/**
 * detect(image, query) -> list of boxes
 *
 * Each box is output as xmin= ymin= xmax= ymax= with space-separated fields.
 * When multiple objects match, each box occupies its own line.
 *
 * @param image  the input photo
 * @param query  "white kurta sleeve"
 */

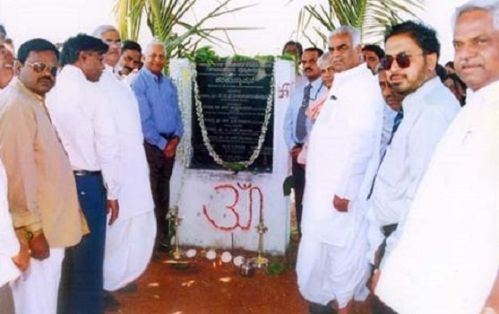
xmin=91 ymin=85 xmax=121 ymax=200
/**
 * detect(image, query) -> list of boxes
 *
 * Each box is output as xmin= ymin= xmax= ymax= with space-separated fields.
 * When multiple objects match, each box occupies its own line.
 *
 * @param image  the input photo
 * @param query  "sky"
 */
xmin=0 ymin=0 xmax=466 ymax=63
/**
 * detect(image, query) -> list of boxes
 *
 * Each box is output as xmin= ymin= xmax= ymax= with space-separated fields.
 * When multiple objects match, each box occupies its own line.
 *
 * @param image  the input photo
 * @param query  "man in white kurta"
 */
xmin=376 ymin=2 xmax=499 ymax=313
xmin=94 ymin=25 xmax=156 ymax=291
xmin=0 ymin=160 xmax=25 ymax=314
xmin=296 ymin=26 xmax=384 ymax=312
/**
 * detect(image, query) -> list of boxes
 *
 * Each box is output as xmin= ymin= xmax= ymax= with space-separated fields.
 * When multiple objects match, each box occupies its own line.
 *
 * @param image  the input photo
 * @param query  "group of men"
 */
xmin=0 ymin=25 xmax=183 ymax=314
xmin=285 ymin=0 xmax=498 ymax=313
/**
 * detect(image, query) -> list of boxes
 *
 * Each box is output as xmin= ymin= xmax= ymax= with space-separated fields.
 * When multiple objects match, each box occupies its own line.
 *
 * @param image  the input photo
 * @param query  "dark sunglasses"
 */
xmin=381 ymin=52 xmax=424 ymax=71
xmin=27 ymin=62 xmax=58 ymax=76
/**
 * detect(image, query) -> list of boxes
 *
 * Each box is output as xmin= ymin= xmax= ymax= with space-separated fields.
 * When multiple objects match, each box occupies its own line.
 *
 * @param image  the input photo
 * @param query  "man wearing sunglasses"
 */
xmin=366 ymin=20 xmax=460 ymax=313
xmin=376 ymin=1 xmax=499 ymax=313
xmin=47 ymin=34 xmax=121 ymax=314
xmin=296 ymin=26 xmax=384 ymax=314
xmin=0 ymin=38 xmax=88 ymax=314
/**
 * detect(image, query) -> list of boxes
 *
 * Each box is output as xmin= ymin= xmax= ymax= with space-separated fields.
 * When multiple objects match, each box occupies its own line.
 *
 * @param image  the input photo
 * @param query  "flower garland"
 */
xmin=193 ymin=63 xmax=274 ymax=172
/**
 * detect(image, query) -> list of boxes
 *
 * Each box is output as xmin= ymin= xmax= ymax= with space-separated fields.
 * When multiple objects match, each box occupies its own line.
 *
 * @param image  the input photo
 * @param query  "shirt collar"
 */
xmin=334 ymin=62 xmax=369 ymax=81
xmin=12 ymin=77 xmax=45 ymax=102
xmin=467 ymin=79 xmax=499 ymax=107
xmin=402 ymin=76 xmax=441 ymax=113
xmin=142 ymin=67 xmax=163 ymax=82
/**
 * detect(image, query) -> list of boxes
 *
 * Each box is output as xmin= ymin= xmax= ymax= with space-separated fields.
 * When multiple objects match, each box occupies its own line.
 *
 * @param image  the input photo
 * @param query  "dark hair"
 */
xmin=282 ymin=41 xmax=303 ymax=57
xmin=445 ymin=73 xmax=467 ymax=106
xmin=303 ymin=47 xmax=324 ymax=58
xmin=0 ymin=25 xmax=6 ymax=37
xmin=362 ymin=44 xmax=385 ymax=59
xmin=435 ymin=64 xmax=447 ymax=82
xmin=17 ymin=38 xmax=60 ymax=64
xmin=122 ymin=40 xmax=142 ymax=54
xmin=445 ymin=61 xmax=454 ymax=69
xmin=385 ymin=21 xmax=440 ymax=59
xmin=60 ymin=34 xmax=108 ymax=66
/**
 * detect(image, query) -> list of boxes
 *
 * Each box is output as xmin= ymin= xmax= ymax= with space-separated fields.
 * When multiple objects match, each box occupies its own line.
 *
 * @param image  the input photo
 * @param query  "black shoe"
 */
xmin=308 ymin=301 xmax=336 ymax=314
xmin=103 ymin=291 xmax=121 ymax=312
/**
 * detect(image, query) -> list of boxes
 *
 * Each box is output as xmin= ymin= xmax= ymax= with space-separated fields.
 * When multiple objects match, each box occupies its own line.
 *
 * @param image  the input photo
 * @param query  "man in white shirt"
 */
xmin=366 ymin=21 xmax=460 ymax=314
xmin=296 ymin=26 xmax=384 ymax=314
xmin=47 ymin=34 xmax=120 ymax=314
xmin=283 ymin=47 xmax=327 ymax=237
xmin=93 ymin=25 xmax=155 ymax=303
xmin=376 ymin=1 xmax=499 ymax=313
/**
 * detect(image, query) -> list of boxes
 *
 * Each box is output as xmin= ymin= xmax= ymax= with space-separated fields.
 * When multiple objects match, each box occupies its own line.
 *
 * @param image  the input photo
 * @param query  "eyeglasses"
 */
xmin=26 ymin=62 xmax=58 ymax=76
xmin=381 ymin=52 xmax=424 ymax=70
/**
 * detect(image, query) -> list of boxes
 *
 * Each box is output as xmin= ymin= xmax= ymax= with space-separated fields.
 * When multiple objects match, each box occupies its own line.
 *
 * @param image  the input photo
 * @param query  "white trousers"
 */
xmin=104 ymin=211 xmax=156 ymax=291
xmin=10 ymin=248 xmax=64 ymax=314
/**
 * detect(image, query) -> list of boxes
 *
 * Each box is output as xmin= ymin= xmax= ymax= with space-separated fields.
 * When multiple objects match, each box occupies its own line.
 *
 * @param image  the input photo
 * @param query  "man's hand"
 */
xmin=290 ymin=145 xmax=302 ymax=159
xmin=29 ymin=232 xmax=50 ymax=260
xmin=12 ymin=242 xmax=30 ymax=271
xmin=371 ymin=269 xmax=381 ymax=293
xmin=333 ymin=194 xmax=350 ymax=212
xmin=107 ymin=199 xmax=119 ymax=225
xmin=164 ymin=137 xmax=179 ymax=159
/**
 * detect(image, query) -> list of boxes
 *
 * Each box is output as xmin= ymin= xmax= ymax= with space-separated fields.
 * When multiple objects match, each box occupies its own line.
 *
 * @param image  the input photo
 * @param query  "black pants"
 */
xmin=144 ymin=142 xmax=175 ymax=245
xmin=291 ymin=154 xmax=305 ymax=236
xmin=370 ymin=223 xmax=399 ymax=314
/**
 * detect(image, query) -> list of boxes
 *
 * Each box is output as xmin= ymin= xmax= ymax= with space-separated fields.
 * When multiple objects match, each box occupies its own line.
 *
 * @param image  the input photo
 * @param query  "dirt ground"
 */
xmin=106 ymin=208 xmax=372 ymax=314
xmin=106 ymin=241 xmax=372 ymax=314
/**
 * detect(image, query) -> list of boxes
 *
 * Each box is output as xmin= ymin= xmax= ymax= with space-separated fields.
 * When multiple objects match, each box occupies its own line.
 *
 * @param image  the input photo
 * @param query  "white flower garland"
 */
xmin=193 ymin=63 xmax=274 ymax=170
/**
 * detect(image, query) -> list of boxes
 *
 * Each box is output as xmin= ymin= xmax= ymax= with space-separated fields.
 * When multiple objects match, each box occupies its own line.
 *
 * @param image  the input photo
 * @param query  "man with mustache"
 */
xmin=47 ymin=34 xmax=120 ymax=314
xmin=93 ymin=25 xmax=155 ymax=310
xmin=376 ymin=1 xmax=499 ymax=313
xmin=283 ymin=47 xmax=326 ymax=238
xmin=296 ymin=26 xmax=384 ymax=314
xmin=0 ymin=38 xmax=87 ymax=314
xmin=366 ymin=21 xmax=460 ymax=314
xmin=118 ymin=40 xmax=142 ymax=84
xmin=377 ymin=69 xmax=404 ymax=158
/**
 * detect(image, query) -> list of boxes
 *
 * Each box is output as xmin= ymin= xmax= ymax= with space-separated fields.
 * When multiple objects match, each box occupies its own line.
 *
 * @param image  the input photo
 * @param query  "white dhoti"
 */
xmin=296 ymin=218 xmax=371 ymax=308
xmin=99 ymin=68 xmax=156 ymax=292
xmin=104 ymin=211 xmax=156 ymax=291
xmin=10 ymin=248 xmax=64 ymax=314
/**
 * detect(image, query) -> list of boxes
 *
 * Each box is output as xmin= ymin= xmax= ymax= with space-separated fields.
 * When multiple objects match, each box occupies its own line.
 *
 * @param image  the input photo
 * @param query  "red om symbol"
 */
xmin=202 ymin=183 xmax=263 ymax=231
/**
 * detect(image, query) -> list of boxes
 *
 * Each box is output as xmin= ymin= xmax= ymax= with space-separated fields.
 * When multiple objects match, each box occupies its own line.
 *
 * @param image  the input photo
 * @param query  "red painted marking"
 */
xmin=202 ymin=183 xmax=265 ymax=232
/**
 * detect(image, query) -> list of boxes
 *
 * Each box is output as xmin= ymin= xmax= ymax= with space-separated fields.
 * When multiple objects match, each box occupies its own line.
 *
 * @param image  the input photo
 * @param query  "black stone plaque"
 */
xmin=190 ymin=60 xmax=274 ymax=172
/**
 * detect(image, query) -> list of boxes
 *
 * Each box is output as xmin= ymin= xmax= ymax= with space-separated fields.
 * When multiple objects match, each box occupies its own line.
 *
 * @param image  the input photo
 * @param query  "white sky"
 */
xmin=0 ymin=0 xmax=466 ymax=62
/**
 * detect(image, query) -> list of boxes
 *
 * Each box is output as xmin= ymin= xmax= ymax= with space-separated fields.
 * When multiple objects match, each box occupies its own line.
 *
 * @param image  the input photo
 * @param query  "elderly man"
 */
xmin=0 ymin=38 xmax=87 ymax=314
xmin=366 ymin=21 xmax=460 ymax=314
xmin=47 ymin=34 xmax=120 ymax=314
xmin=131 ymin=40 xmax=183 ymax=252
xmin=283 ymin=47 xmax=326 ymax=236
xmin=376 ymin=1 xmax=499 ymax=313
xmin=0 ymin=43 xmax=14 ymax=89
xmin=296 ymin=26 xmax=384 ymax=314
xmin=93 ymin=25 xmax=155 ymax=296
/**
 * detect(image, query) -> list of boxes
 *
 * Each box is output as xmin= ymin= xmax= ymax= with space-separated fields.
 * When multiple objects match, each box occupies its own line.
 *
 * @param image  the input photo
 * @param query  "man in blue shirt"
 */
xmin=283 ymin=47 xmax=326 ymax=237
xmin=131 ymin=40 xmax=183 ymax=252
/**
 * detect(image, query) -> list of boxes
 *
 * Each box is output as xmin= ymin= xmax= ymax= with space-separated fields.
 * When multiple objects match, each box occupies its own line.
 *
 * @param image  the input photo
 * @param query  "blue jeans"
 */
xmin=58 ymin=174 xmax=106 ymax=314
